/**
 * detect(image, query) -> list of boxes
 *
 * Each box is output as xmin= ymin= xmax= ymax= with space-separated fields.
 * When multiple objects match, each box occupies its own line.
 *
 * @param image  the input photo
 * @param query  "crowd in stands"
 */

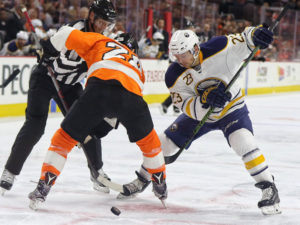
xmin=0 ymin=0 xmax=299 ymax=61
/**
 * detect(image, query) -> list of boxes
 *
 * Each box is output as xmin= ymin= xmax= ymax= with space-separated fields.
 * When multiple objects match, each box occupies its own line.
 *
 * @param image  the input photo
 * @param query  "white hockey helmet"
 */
xmin=16 ymin=31 xmax=29 ymax=41
xmin=153 ymin=32 xmax=164 ymax=42
xmin=31 ymin=19 xmax=43 ymax=28
xmin=169 ymin=29 xmax=199 ymax=56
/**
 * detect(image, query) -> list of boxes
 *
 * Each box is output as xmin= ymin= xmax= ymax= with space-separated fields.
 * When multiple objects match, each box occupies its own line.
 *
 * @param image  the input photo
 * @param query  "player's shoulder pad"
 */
xmin=165 ymin=62 xmax=187 ymax=88
xmin=200 ymin=36 xmax=228 ymax=60
xmin=66 ymin=19 xmax=85 ymax=31
xmin=7 ymin=41 xmax=18 ymax=52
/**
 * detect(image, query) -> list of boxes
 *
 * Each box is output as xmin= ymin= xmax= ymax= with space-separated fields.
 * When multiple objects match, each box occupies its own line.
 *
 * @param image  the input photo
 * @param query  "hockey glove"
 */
xmin=252 ymin=24 xmax=274 ymax=49
xmin=200 ymin=84 xmax=231 ymax=108
xmin=37 ymin=39 xmax=60 ymax=65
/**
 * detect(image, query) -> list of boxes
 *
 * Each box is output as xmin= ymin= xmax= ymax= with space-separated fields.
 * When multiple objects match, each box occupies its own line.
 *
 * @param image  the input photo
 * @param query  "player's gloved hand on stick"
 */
xmin=252 ymin=23 xmax=274 ymax=49
xmin=200 ymin=84 xmax=231 ymax=108
xmin=36 ymin=39 xmax=60 ymax=65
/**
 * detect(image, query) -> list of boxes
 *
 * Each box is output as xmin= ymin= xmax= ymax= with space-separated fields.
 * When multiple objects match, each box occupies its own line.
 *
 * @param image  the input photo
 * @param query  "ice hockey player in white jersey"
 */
xmin=119 ymin=25 xmax=281 ymax=215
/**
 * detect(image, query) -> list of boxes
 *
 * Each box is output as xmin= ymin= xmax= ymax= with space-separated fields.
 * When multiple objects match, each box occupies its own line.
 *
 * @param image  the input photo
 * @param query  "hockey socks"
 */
xmin=41 ymin=128 xmax=78 ymax=181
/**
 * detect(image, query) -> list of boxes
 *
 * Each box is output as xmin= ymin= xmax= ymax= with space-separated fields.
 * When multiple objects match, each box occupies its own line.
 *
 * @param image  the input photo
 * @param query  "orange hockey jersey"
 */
xmin=50 ymin=26 xmax=145 ymax=96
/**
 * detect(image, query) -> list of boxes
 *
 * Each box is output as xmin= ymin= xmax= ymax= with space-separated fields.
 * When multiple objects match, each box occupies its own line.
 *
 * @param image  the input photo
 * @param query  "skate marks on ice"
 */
xmin=0 ymin=179 xmax=287 ymax=225
xmin=0 ymin=194 xmax=199 ymax=225
xmin=1 ymin=93 xmax=300 ymax=224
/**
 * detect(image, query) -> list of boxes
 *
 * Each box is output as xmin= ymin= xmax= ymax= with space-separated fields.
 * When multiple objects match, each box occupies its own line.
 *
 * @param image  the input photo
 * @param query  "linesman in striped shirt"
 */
xmin=0 ymin=0 xmax=117 ymax=195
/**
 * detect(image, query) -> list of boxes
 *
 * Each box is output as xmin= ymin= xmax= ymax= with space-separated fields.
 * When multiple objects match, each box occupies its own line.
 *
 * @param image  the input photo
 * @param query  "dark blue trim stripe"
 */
xmin=165 ymin=62 xmax=187 ymax=88
xmin=194 ymin=97 xmax=198 ymax=120
xmin=242 ymin=148 xmax=259 ymax=159
xmin=200 ymin=36 xmax=228 ymax=61
xmin=251 ymin=166 xmax=268 ymax=176
xmin=181 ymin=98 xmax=188 ymax=112
xmin=228 ymin=101 xmax=244 ymax=111
xmin=232 ymin=89 xmax=241 ymax=100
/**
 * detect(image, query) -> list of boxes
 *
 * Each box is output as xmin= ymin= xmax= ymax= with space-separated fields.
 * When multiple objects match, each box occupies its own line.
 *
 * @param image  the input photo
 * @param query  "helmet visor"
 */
xmin=93 ymin=18 xmax=115 ymax=34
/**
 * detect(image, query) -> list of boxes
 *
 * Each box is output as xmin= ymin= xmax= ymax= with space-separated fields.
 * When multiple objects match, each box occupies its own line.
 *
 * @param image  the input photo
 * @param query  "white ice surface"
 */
xmin=0 ymin=93 xmax=300 ymax=225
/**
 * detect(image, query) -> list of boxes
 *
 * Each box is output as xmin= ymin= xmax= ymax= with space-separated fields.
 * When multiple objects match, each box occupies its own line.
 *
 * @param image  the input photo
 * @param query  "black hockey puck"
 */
xmin=111 ymin=206 xmax=121 ymax=216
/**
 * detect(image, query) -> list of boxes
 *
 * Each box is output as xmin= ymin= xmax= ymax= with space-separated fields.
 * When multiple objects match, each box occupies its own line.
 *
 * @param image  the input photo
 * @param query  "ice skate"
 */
xmin=173 ymin=105 xmax=180 ymax=116
xmin=152 ymin=171 xmax=168 ymax=201
xmin=91 ymin=168 xmax=110 ymax=193
xmin=117 ymin=170 xmax=150 ymax=199
xmin=28 ymin=172 xmax=56 ymax=210
xmin=159 ymin=104 xmax=168 ymax=115
xmin=255 ymin=180 xmax=281 ymax=215
xmin=0 ymin=169 xmax=16 ymax=195
xmin=28 ymin=179 xmax=52 ymax=210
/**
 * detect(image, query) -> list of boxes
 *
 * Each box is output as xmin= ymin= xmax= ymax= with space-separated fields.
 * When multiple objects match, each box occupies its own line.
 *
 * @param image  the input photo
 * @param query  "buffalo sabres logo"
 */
xmin=195 ymin=78 xmax=226 ymax=96
xmin=170 ymin=123 xmax=178 ymax=132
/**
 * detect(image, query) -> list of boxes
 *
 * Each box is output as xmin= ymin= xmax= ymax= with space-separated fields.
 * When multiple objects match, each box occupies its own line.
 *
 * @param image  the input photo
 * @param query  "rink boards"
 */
xmin=1 ymin=57 xmax=300 ymax=117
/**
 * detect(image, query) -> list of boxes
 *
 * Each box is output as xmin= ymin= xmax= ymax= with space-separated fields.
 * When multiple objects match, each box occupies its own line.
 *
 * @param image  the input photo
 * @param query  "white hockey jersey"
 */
xmin=166 ymin=27 xmax=256 ymax=122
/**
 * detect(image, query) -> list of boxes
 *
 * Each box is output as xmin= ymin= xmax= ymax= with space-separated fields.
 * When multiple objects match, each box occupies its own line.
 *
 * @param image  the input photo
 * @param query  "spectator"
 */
xmin=140 ymin=31 xmax=165 ymax=59
xmin=277 ymin=40 xmax=293 ymax=61
xmin=253 ymin=49 xmax=266 ymax=62
xmin=31 ymin=18 xmax=47 ymax=40
xmin=79 ymin=7 xmax=89 ymax=19
xmin=243 ymin=0 xmax=260 ymax=24
xmin=197 ymin=23 xmax=214 ymax=42
xmin=0 ymin=5 xmax=25 ymax=43
xmin=41 ymin=3 xmax=55 ymax=29
xmin=263 ymin=44 xmax=278 ymax=61
xmin=27 ymin=8 xmax=38 ymax=20
xmin=236 ymin=20 xmax=246 ymax=33
xmin=153 ymin=18 xmax=169 ymax=53
xmin=0 ymin=1 xmax=297 ymax=61
xmin=0 ymin=30 xmax=31 ymax=56
xmin=182 ymin=16 xmax=195 ymax=32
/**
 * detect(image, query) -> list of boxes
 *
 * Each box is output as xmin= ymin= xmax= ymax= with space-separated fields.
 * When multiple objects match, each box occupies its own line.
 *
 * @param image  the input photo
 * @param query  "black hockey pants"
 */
xmin=61 ymin=77 xmax=154 ymax=144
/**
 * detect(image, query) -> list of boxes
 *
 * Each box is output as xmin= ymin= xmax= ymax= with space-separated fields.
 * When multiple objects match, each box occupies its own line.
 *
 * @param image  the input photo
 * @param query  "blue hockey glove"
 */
xmin=252 ymin=24 xmax=273 ymax=49
xmin=200 ymin=84 xmax=231 ymax=108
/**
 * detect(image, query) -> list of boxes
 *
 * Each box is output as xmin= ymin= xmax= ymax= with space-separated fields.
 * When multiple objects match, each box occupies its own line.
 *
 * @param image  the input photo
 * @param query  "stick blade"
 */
xmin=0 ymin=69 xmax=21 ymax=88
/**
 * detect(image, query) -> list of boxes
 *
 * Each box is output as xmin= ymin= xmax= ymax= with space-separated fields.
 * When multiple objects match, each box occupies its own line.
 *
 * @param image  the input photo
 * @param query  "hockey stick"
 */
xmin=21 ymin=7 xmax=35 ymax=33
xmin=0 ymin=69 xmax=20 ymax=88
xmin=46 ymin=67 xmax=123 ymax=193
xmin=46 ymin=66 xmax=69 ymax=112
xmin=164 ymin=3 xmax=291 ymax=165
xmin=21 ymin=6 xmax=124 ymax=193
xmin=20 ymin=6 xmax=41 ymax=50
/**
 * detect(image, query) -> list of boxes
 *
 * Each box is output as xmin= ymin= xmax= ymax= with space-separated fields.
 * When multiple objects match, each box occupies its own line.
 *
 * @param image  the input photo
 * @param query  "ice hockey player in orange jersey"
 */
xmin=28 ymin=29 xmax=167 ymax=210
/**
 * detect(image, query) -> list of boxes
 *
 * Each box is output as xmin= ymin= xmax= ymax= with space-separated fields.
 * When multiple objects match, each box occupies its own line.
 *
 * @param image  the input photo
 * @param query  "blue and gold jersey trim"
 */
xmin=165 ymin=62 xmax=187 ymax=88
xmin=199 ymin=36 xmax=229 ymax=63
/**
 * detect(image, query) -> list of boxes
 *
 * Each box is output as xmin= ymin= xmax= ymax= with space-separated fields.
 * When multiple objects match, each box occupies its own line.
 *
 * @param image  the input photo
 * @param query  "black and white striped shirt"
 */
xmin=48 ymin=20 xmax=88 ymax=85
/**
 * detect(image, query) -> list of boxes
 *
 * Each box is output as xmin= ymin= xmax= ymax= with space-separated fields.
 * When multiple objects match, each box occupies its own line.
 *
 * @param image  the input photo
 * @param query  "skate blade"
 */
xmin=29 ymin=199 xmax=43 ymax=211
xmin=1 ymin=188 xmax=7 ymax=196
xmin=93 ymin=183 xmax=110 ymax=194
xmin=116 ymin=193 xmax=137 ymax=200
xmin=160 ymin=199 xmax=167 ymax=209
xmin=173 ymin=111 xmax=180 ymax=116
xmin=158 ymin=105 xmax=167 ymax=115
xmin=261 ymin=203 xmax=281 ymax=215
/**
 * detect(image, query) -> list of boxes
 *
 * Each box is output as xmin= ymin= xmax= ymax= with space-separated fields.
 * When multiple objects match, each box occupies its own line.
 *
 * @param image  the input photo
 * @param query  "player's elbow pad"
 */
xmin=40 ymin=39 xmax=60 ymax=57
